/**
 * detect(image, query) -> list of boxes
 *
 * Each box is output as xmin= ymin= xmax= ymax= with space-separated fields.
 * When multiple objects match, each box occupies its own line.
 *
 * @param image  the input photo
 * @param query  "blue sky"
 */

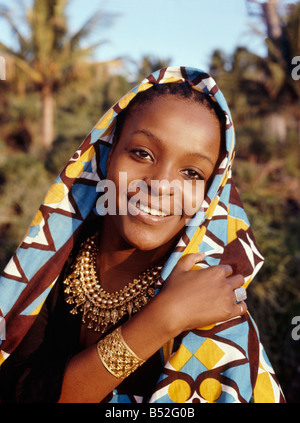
xmin=67 ymin=0 xmax=267 ymax=70
xmin=2 ymin=0 xmax=295 ymax=71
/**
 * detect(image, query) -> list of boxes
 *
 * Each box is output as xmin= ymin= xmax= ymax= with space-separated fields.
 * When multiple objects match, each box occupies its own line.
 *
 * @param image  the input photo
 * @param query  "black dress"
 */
xmin=0 ymin=260 xmax=163 ymax=403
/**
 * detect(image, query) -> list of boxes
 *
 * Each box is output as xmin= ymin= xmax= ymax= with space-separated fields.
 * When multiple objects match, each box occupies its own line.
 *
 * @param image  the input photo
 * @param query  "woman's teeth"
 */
xmin=137 ymin=203 xmax=168 ymax=217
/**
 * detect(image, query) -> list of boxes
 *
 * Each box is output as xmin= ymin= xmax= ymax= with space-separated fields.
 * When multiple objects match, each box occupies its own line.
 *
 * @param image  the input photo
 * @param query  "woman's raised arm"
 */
xmin=58 ymin=253 xmax=246 ymax=403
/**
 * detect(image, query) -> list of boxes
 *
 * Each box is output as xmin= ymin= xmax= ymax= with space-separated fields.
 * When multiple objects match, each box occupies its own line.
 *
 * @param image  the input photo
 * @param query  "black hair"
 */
xmin=114 ymin=82 xmax=226 ymax=150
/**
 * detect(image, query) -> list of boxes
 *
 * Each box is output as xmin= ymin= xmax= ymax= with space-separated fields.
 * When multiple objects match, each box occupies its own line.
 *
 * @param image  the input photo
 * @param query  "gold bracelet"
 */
xmin=96 ymin=326 xmax=145 ymax=379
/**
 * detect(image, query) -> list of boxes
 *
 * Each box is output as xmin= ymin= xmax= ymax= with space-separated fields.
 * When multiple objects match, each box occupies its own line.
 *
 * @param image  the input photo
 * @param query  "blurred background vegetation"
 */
xmin=0 ymin=0 xmax=299 ymax=402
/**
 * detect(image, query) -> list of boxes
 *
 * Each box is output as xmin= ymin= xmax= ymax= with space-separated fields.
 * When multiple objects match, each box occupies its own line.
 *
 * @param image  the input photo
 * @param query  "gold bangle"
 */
xmin=96 ymin=326 xmax=145 ymax=379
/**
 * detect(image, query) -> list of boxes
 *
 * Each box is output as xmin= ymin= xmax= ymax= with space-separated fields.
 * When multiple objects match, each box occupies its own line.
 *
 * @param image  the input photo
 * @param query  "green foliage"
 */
xmin=0 ymin=0 xmax=118 ymax=147
xmin=0 ymin=153 xmax=53 ymax=270
xmin=233 ymin=153 xmax=300 ymax=399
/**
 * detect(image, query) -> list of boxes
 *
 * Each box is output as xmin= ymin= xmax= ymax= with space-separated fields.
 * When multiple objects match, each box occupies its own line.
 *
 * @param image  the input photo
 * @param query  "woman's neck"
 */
xmin=95 ymin=216 xmax=173 ymax=292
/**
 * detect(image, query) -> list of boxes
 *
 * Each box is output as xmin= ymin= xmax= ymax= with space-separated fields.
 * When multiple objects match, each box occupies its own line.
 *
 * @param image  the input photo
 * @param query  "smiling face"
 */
xmin=104 ymin=95 xmax=222 ymax=251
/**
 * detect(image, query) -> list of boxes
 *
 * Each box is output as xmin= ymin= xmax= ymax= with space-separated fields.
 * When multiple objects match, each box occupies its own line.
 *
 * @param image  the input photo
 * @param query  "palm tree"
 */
xmin=0 ymin=0 xmax=116 ymax=149
xmin=210 ymin=1 xmax=300 ymax=147
xmin=246 ymin=0 xmax=300 ymax=102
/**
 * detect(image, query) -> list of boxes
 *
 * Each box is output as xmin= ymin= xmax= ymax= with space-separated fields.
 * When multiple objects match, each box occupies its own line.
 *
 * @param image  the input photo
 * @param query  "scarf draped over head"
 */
xmin=0 ymin=66 xmax=285 ymax=403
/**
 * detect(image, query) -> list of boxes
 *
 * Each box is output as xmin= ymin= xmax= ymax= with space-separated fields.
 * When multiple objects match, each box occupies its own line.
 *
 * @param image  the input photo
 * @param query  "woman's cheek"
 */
xmin=182 ymin=180 xmax=205 ymax=217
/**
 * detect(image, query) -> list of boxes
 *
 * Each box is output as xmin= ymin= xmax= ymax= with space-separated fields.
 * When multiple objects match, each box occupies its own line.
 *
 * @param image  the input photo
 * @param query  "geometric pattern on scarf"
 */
xmin=0 ymin=66 xmax=285 ymax=402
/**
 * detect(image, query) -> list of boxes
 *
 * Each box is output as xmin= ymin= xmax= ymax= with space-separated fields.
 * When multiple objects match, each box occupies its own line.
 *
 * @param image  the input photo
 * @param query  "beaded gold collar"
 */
xmin=63 ymin=236 xmax=163 ymax=333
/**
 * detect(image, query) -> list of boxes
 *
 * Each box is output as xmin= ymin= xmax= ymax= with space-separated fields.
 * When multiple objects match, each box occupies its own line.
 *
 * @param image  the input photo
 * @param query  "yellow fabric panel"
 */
xmin=162 ymin=76 xmax=183 ymax=84
xmin=100 ymin=122 xmax=115 ymax=138
xmin=118 ymin=92 xmax=136 ymax=110
xmin=206 ymin=196 xmax=219 ymax=220
xmin=182 ymin=226 xmax=207 ymax=258
xmin=94 ymin=109 xmax=114 ymax=130
xmin=168 ymin=379 xmax=191 ymax=403
xmin=227 ymin=215 xmax=249 ymax=244
xmin=253 ymin=369 xmax=276 ymax=403
xmin=44 ymin=182 xmax=65 ymax=205
xmin=0 ymin=351 xmax=6 ymax=366
xmin=30 ymin=210 xmax=43 ymax=227
xmin=191 ymin=86 xmax=204 ymax=94
xmin=199 ymin=378 xmax=222 ymax=402
xmin=65 ymin=146 xmax=95 ymax=178
xmin=137 ymin=82 xmax=153 ymax=93
xmin=169 ymin=344 xmax=192 ymax=371
xmin=194 ymin=338 xmax=225 ymax=370
xmin=244 ymin=276 xmax=252 ymax=289
xmin=29 ymin=299 xmax=46 ymax=316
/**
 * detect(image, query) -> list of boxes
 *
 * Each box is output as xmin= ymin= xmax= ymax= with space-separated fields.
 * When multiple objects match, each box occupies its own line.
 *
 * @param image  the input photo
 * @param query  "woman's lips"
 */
xmin=136 ymin=202 xmax=168 ymax=217
xmin=127 ymin=198 xmax=178 ymax=225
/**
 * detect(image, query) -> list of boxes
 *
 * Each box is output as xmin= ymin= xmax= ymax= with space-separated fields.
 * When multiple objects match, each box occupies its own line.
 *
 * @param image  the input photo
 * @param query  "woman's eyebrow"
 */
xmin=183 ymin=151 xmax=216 ymax=167
xmin=132 ymin=129 xmax=215 ymax=167
xmin=132 ymin=129 xmax=162 ymax=144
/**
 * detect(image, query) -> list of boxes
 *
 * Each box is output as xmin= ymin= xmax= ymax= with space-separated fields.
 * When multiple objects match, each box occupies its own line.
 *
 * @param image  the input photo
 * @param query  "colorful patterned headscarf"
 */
xmin=0 ymin=66 xmax=285 ymax=402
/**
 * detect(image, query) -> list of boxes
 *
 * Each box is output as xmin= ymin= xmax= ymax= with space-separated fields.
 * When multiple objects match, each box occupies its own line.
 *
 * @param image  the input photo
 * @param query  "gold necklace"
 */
xmin=63 ymin=236 xmax=163 ymax=333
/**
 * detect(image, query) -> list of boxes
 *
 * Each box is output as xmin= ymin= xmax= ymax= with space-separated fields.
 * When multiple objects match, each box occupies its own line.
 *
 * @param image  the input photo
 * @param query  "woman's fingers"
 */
xmin=176 ymin=255 xmax=235 ymax=278
xmin=164 ymin=256 xmax=249 ymax=331
xmin=227 ymin=273 xmax=245 ymax=290
xmin=175 ymin=252 xmax=206 ymax=271
xmin=234 ymin=300 xmax=248 ymax=317
xmin=217 ymin=264 xmax=233 ymax=278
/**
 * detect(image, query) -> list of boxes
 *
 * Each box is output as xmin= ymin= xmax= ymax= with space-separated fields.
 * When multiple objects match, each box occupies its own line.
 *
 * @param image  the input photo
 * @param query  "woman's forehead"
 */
xmin=122 ymin=94 xmax=221 ymax=129
xmin=116 ymin=96 xmax=221 ymax=162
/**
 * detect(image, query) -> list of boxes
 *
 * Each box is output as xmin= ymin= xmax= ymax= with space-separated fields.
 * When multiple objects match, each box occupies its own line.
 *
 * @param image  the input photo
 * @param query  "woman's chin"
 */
xmin=121 ymin=233 xmax=166 ymax=251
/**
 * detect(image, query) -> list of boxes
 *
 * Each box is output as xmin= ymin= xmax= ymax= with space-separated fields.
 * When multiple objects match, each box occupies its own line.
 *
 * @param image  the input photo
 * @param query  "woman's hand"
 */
xmin=159 ymin=253 xmax=247 ymax=335
xmin=59 ymin=253 xmax=247 ymax=403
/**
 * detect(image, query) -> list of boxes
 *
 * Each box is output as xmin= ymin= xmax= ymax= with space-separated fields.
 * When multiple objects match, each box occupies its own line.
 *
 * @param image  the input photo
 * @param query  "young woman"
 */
xmin=0 ymin=67 xmax=285 ymax=403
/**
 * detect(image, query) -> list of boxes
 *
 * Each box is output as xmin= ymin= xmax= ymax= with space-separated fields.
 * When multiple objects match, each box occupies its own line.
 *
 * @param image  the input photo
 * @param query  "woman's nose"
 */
xmin=144 ymin=165 xmax=180 ymax=196
xmin=148 ymin=179 xmax=171 ymax=196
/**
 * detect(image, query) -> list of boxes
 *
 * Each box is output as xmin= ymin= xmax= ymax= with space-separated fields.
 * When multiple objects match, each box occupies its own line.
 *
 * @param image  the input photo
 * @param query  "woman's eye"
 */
xmin=182 ymin=169 xmax=204 ymax=180
xmin=131 ymin=149 xmax=153 ymax=160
